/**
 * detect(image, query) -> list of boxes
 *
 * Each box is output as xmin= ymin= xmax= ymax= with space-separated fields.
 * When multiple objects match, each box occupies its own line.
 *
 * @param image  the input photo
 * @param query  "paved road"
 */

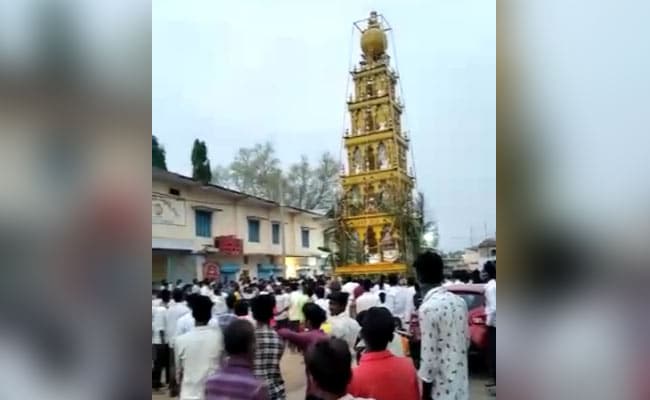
xmin=153 ymin=351 xmax=494 ymax=399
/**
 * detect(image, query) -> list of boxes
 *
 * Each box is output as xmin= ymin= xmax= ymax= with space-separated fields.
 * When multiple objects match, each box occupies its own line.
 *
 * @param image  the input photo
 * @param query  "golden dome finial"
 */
xmin=360 ymin=11 xmax=387 ymax=61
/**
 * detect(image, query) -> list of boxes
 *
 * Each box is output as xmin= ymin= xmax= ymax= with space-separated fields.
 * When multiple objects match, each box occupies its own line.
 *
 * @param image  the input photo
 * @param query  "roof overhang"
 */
xmin=152 ymin=238 xmax=194 ymax=251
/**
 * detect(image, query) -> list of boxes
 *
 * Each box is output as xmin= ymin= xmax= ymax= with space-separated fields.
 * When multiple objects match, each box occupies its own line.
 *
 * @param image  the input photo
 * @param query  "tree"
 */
xmin=325 ymin=188 xmax=439 ymax=273
xmin=422 ymin=220 xmax=440 ymax=250
xmin=152 ymin=135 xmax=167 ymax=170
xmin=284 ymin=152 xmax=339 ymax=211
xmin=191 ymin=139 xmax=212 ymax=184
xmin=416 ymin=191 xmax=440 ymax=250
xmin=212 ymin=142 xmax=339 ymax=211
xmin=213 ymin=142 xmax=283 ymax=201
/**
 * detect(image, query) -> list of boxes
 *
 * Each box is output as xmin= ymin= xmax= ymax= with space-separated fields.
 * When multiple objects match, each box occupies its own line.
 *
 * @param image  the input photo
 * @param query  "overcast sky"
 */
xmin=153 ymin=0 xmax=495 ymax=251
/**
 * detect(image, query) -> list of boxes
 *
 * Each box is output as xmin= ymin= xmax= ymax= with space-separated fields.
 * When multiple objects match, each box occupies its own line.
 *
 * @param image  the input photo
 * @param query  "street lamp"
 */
xmin=423 ymin=231 xmax=434 ymax=246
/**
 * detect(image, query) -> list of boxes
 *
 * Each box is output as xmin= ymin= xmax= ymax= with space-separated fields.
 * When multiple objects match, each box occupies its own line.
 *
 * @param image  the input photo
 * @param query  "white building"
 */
xmin=462 ymin=237 xmax=496 ymax=271
xmin=152 ymin=168 xmax=329 ymax=283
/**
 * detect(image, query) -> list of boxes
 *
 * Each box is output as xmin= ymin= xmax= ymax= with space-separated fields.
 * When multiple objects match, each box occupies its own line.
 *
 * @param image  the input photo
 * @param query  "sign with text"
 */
xmin=152 ymin=195 xmax=186 ymax=226
xmin=214 ymin=235 xmax=243 ymax=256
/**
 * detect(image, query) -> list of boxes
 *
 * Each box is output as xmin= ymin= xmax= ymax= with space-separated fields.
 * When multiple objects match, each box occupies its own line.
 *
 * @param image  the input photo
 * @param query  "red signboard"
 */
xmin=214 ymin=235 xmax=243 ymax=256
xmin=203 ymin=262 xmax=220 ymax=281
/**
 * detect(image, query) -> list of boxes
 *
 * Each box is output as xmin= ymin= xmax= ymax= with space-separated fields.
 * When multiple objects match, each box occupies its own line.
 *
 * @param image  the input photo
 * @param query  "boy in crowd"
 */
xmin=347 ymin=307 xmax=419 ymax=400
xmin=166 ymin=289 xmax=190 ymax=396
xmin=278 ymin=303 xmax=328 ymax=399
xmin=314 ymin=286 xmax=330 ymax=318
xmin=175 ymin=295 xmax=224 ymax=400
xmin=305 ymin=338 xmax=372 ymax=400
xmin=274 ymin=286 xmax=290 ymax=329
xmin=328 ymin=291 xmax=361 ymax=355
xmin=251 ymin=294 xmax=286 ymax=400
xmin=152 ymin=289 xmax=170 ymax=391
xmin=205 ymin=319 xmax=268 ymax=400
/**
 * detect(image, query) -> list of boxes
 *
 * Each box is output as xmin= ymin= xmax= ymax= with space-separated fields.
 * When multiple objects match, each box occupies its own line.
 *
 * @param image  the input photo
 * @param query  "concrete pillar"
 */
xmin=166 ymin=255 xmax=173 ymax=281
xmin=194 ymin=253 xmax=205 ymax=280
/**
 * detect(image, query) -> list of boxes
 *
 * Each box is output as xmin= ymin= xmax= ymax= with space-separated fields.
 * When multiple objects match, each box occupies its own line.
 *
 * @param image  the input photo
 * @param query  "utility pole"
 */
xmin=279 ymin=173 xmax=287 ymax=277
xmin=470 ymin=226 xmax=474 ymax=247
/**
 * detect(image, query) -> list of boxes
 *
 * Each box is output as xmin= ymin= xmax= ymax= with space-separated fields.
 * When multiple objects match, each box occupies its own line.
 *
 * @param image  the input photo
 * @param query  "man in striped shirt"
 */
xmin=251 ymin=294 xmax=286 ymax=400
xmin=205 ymin=319 xmax=268 ymax=400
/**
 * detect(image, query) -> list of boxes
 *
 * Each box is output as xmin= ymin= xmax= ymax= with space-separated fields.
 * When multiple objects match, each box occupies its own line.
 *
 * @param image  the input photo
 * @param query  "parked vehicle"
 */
xmin=447 ymin=284 xmax=488 ymax=353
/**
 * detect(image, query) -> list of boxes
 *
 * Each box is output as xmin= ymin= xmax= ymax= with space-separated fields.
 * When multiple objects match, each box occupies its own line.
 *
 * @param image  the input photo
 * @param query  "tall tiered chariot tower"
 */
xmin=334 ymin=11 xmax=420 ymax=276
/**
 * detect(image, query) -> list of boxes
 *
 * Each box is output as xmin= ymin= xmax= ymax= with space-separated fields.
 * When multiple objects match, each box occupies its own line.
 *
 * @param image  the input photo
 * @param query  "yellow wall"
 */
xmin=153 ymin=174 xmax=328 ymax=267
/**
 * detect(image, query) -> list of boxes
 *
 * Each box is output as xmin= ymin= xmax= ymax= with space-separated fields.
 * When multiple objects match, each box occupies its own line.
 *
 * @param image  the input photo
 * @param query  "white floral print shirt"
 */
xmin=418 ymin=286 xmax=470 ymax=400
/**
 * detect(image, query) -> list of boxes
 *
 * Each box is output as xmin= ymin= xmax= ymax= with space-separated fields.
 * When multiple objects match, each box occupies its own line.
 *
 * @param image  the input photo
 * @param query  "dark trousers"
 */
xmin=409 ymin=340 xmax=421 ymax=370
xmin=152 ymin=344 xmax=169 ymax=389
xmin=487 ymin=326 xmax=496 ymax=383
xmin=276 ymin=318 xmax=289 ymax=330
xmin=289 ymin=320 xmax=301 ymax=332
xmin=168 ymin=347 xmax=179 ymax=396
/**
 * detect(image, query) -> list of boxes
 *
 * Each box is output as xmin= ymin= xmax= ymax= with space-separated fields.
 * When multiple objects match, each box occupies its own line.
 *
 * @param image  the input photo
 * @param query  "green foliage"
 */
xmin=212 ymin=142 xmax=339 ymax=211
xmin=191 ymin=139 xmax=212 ymax=184
xmin=324 ymin=220 xmax=364 ymax=268
xmin=213 ymin=142 xmax=283 ymax=201
xmin=326 ymin=189 xmax=437 ymax=273
xmin=285 ymin=152 xmax=339 ymax=210
xmin=152 ymin=135 xmax=167 ymax=170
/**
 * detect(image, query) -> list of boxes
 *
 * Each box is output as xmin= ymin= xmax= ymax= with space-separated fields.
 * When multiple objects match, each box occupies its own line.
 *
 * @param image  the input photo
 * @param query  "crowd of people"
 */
xmin=152 ymin=252 xmax=496 ymax=400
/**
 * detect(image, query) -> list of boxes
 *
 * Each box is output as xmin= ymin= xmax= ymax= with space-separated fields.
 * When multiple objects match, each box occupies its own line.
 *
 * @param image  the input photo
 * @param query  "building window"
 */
xmin=195 ymin=210 xmax=212 ymax=238
xmin=301 ymin=227 xmax=310 ymax=248
xmin=272 ymin=222 xmax=280 ymax=245
xmin=248 ymin=219 xmax=260 ymax=243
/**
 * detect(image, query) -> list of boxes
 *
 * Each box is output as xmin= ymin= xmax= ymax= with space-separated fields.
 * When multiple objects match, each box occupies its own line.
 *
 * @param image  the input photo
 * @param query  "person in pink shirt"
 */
xmin=278 ymin=303 xmax=328 ymax=399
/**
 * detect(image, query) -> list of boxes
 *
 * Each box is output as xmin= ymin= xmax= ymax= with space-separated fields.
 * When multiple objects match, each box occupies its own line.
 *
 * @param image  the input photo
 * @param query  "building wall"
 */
xmin=152 ymin=175 xmax=329 ymax=281
xmin=152 ymin=253 xmax=167 ymax=283
xmin=478 ymin=246 xmax=496 ymax=270
xmin=462 ymin=248 xmax=480 ymax=271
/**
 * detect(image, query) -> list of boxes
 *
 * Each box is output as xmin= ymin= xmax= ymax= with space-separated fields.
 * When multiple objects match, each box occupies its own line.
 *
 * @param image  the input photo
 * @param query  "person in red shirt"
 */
xmin=347 ymin=307 xmax=420 ymax=400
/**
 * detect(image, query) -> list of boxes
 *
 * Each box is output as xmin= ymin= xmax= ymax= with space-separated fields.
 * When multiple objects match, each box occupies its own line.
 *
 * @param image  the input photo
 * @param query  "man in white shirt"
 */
xmin=210 ymin=287 xmax=228 ymax=317
xmin=415 ymin=251 xmax=469 ymax=400
xmin=355 ymin=280 xmax=380 ymax=314
xmin=199 ymin=281 xmax=211 ymax=297
xmin=191 ymin=279 xmax=200 ymax=294
xmin=483 ymin=261 xmax=496 ymax=388
xmin=274 ymin=286 xmax=290 ymax=329
xmin=175 ymin=295 xmax=224 ymax=400
xmin=176 ymin=295 xmax=221 ymax=337
xmin=241 ymin=285 xmax=257 ymax=301
xmin=405 ymin=277 xmax=416 ymax=298
xmin=314 ymin=286 xmax=330 ymax=318
xmin=371 ymin=275 xmax=388 ymax=295
xmin=341 ymin=278 xmax=359 ymax=296
xmin=152 ymin=290 xmax=170 ymax=391
xmin=328 ymin=292 xmax=361 ymax=355
xmin=166 ymin=289 xmax=191 ymax=396
xmin=386 ymin=274 xmax=410 ymax=323
xmin=402 ymin=276 xmax=419 ymax=335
